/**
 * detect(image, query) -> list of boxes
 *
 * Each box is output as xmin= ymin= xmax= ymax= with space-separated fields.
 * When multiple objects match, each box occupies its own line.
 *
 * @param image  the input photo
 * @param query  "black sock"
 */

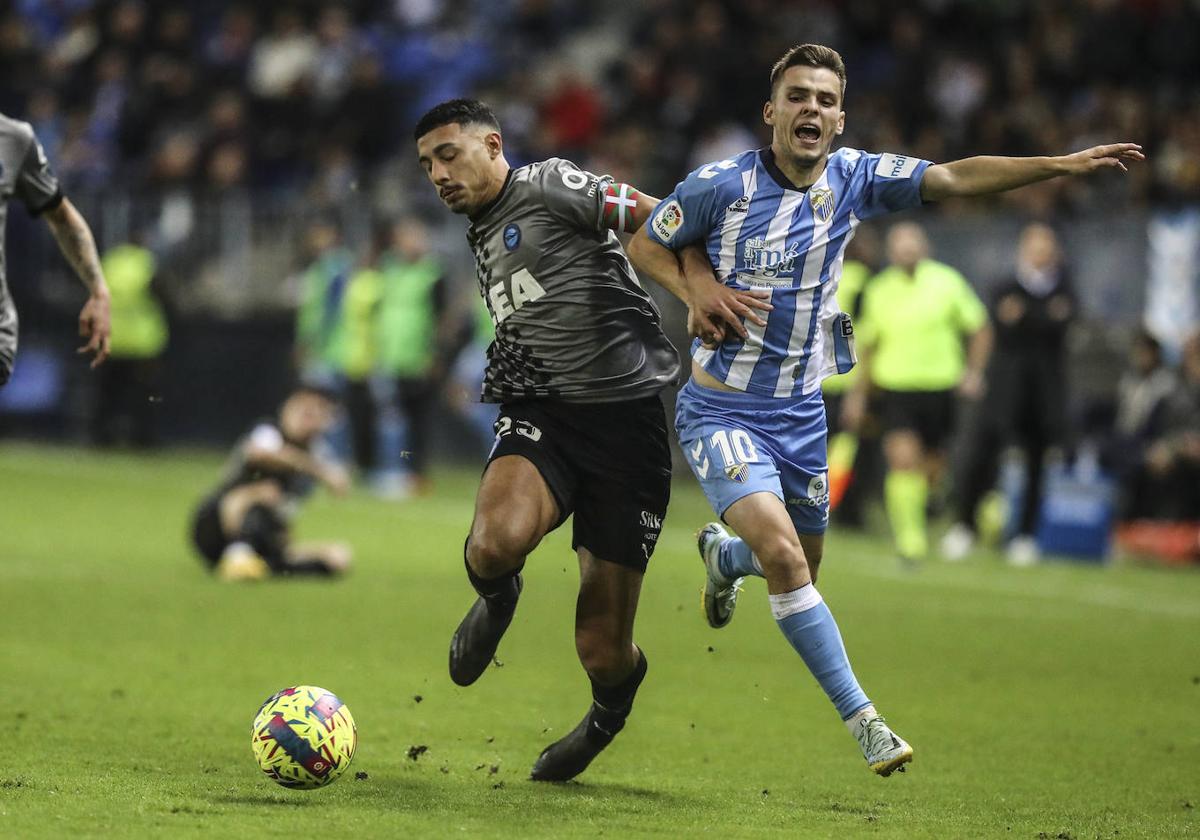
xmin=463 ymin=538 xmax=522 ymax=604
xmin=588 ymin=648 xmax=648 ymax=742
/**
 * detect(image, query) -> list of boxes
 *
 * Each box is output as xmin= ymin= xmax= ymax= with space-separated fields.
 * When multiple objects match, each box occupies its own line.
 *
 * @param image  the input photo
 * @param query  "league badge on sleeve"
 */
xmin=651 ymin=199 xmax=684 ymax=243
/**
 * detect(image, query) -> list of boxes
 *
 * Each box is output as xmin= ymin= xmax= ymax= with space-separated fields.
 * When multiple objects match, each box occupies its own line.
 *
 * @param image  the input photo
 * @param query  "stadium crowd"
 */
xmin=0 ymin=0 xmax=1197 ymax=208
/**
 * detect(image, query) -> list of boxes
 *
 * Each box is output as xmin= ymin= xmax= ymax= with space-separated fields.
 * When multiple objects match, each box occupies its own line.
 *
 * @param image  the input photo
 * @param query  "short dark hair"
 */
xmin=413 ymin=98 xmax=501 ymax=142
xmin=770 ymin=44 xmax=847 ymax=100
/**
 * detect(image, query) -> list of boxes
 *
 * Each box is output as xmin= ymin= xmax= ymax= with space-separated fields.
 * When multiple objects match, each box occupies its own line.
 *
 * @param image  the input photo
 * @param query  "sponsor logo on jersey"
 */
xmin=744 ymin=237 xmax=801 ymax=277
xmin=724 ymin=463 xmax=749 ymax=483
xmin=651 ymin=199 xmax=683 ymax=243
xmin=875 ymin=153 xmax=919 ymax=179
xmin=727 ymin=195 xmax=750 ymax=213
xmin=503 ymin=223 xmax=521 ymax=251
xmin=809 ymin=186 xmax=835 ymax=223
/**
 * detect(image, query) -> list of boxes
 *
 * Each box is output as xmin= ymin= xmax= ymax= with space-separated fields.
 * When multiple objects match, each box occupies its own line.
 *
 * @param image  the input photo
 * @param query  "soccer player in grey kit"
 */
xmin=415 ymin=99 xmax=767 ymax=781
xmin=0 ymin=112 xmax=110 ymax=383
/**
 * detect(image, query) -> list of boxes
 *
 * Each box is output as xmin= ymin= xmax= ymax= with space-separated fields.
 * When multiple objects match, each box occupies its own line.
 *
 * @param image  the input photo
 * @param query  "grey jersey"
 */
xmin=466 ymin=158 xmax=680 ymax=403
xmin=0 ymin=114 xmax=62 ymax=377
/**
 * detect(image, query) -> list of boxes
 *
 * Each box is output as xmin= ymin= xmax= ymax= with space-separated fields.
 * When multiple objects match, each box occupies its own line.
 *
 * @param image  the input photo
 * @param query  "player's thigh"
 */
xmin=723 ymin=491 xmax=812 ymax=593
xmin=472 ymin=454 xmax=561 ymax=552
xmin=574 ymin=546 xmax=643 ymax=678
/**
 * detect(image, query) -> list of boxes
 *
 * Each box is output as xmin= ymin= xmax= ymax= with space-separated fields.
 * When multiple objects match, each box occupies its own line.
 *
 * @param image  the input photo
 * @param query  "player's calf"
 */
xmin=530 ymin=648 xmax=648 ymax=782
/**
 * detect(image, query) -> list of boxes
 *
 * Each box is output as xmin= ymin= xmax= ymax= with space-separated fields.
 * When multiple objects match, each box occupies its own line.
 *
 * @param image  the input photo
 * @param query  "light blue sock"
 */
xmin=771 ymin=584 xmax=871 ymax=720
xmin=718 ymin=537 xmax=763 ymax=579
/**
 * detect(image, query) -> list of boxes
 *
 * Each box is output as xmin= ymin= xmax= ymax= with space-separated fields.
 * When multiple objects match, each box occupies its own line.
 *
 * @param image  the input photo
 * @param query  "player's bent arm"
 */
xmin=627 ymin=226 xmax=770 ymax=342
xmin=245 ymin=444 xmax=343 ymax=491
xmin=919 ymin=143 xmax=1144 ymax=202
xmin=42 ymin=198 xmax=111 ymax=366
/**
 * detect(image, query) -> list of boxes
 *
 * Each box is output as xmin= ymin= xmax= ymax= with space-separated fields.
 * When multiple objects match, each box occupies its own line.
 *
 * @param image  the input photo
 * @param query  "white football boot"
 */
xmin=697 ymin=523 xmax=743 ymax=629
xmin=850 ymin=712 xmax=914 ymax=777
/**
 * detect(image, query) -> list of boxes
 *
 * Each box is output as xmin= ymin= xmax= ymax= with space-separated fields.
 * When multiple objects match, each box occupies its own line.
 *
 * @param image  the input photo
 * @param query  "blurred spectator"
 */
xmin=91 ymin=236 xmax=167 ymax=447
xmin=844 ymin=223 xmax=991 ymax=565
xmin=1119 ymin=332 xmax=1200 ymax=521
xmin=1100 ymin=329 xmax=1177 ymax=518
xmin=942 ymin=223 xmax=1078 ymax=565
xmin=294 ymin=218 xmax=353 ymax=384
xmin=376 ymin=217 xmax=451 ymax=490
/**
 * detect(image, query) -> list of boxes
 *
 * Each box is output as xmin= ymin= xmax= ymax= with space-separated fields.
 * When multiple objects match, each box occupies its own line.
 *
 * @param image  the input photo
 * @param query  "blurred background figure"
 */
xmin=376 ymin=216 xmax=451 ymax=493
xmin=189 ymin=385 xmax=351 ymax=581
xmin=445 ymin=295 xmax=500 ymax=457
xmin=1101 ymin=329 xmax=1179 ymax=519
xmin=338 ymin=232 xmax=385 ymax=483
xmin=1127 ymin=332 xmax=1200 ymax=521
xmin=845 ymin=222 xmax=991 ymax=565
xmin=821 ymin=224 xmax=882 ymax=530
xmin=90 ymin=234 xmax=167 ymax=447
xmin=941 ymin=223 xmax=1077 ymax=565
xmin=294 ymin=217 xmax=352 ymax=387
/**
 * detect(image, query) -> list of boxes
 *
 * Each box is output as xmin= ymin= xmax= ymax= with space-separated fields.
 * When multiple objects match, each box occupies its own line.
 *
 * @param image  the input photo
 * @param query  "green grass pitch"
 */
xmin=1 ymin=442 xmax=1198 ymax=838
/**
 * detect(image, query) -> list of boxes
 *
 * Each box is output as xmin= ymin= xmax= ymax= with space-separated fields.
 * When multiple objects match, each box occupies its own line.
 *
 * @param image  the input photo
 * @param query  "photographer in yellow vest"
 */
xmin=91 ymin=238 xmax=167 ymax=447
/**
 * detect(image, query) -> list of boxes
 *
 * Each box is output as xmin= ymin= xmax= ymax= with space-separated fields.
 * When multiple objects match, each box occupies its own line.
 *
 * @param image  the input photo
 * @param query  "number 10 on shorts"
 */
xmin=688 ymin=429 xmax=758 ymax=479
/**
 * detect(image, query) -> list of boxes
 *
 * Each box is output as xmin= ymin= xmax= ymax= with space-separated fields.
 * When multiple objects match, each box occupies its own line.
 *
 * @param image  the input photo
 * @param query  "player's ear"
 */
xmin=485 ymin=131 xmax=503 ymax=159
xmin=835 ymin=110 xmax=845 ymax=136
xmin=763 ymin=99 xmax=775 ymax=127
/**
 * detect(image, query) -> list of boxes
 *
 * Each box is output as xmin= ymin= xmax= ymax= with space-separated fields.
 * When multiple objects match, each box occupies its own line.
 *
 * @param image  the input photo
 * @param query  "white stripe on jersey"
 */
xmin=800 ymin=211 xmax=861 ymax=394
xmin=716 ymin=167 xmax=758 ymax=279
xmin=773 ymin=169 xmax=833 ymax=395
xmin=724 ymin=190 xmax=805 ymax=391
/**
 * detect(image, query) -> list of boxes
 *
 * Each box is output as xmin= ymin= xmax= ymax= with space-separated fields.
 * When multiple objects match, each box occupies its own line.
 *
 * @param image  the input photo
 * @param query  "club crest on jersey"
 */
xmin=809 ymin=187 xmax=835 ymax=224
xmin=503 ymin=223 xmax=521 ymax=251
xmin=724 ymin=463 xmax=749 ymax=483
xmin=727 ymin=195 xmax=750 ymax=213
xmin=651 ymin=199 xmax=683 ymax=243
xmin=744 ymin=237 xmax=800 ymax=278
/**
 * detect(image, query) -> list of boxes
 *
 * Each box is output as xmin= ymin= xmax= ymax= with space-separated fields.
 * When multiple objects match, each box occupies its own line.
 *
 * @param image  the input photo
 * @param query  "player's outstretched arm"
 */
xmin=42 ymin=198 xmax=111 ymax=367
xmin=919 ymin=143 xmax=1144 ymax=202
xmin=626 ymin=224 xmax=770 ymax=344
xmin=245 ymin=443 xmax=350 ymax=496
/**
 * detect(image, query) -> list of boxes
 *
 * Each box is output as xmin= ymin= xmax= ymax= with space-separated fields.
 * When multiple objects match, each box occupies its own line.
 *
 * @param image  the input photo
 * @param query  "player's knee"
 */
xmin=754 ymin=534 xmax=809 ymax=578
xmin=575 ymin=629 xmax=634 ymax=685
xmin=468 ymin=519 xmax=537 ymax=577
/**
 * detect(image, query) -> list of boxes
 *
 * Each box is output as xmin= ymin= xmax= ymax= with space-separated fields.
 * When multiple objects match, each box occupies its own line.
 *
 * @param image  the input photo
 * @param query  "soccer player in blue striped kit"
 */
xmin=628 ymin=43 xmax=1142 ymax=776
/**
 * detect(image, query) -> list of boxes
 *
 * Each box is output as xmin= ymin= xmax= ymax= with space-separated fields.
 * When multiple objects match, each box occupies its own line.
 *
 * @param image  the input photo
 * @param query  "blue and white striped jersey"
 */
xmin=646 ymin=147 xmax=931 ymax=398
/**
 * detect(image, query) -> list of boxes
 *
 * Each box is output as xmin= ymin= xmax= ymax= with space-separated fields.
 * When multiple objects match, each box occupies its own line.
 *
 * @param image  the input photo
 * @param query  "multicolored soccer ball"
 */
xmin=250 ymin=685 xmax=357 ymax=789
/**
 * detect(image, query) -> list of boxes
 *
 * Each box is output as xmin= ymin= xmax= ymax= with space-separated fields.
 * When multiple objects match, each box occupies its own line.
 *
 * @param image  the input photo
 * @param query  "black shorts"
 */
xmin=190 ymin=495 xmax=227 ymax=567
xmin=486 ymin=395 xmax=672 ymax=573
xmin=878 ymin=388 xmax=957 ymax=450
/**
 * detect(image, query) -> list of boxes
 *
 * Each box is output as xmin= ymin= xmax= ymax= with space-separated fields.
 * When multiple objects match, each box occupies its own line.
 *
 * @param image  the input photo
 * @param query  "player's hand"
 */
xmin=689 ymin=278 xmax=772 ymax=342
xmin=688 ymin=306 xmax=725 ymax=348
xmin=1060 ymin=143 xmax=1144 ymax=175
xmin=322 ymin=464 xmax=351 ymax=497
xmin=77 ymin=290 xmax=111 ymax=368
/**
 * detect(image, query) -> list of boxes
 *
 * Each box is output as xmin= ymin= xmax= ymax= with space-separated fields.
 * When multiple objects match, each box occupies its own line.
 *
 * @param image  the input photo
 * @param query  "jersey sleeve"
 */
xmin=14 ymin=125 xmax=63 ymax=216
xmin=644 ymin=167 xmax=721 ymax=252
xmin=535 ymin=158 xmax=613 ymax=233
xmin=852 ymin=152 xmax=931 ymax=221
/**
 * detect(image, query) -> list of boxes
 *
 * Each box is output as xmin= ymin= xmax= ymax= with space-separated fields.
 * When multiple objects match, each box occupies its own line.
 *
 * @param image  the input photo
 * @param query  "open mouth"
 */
xmin=794 ymin=123 xmax=821 ymax=144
